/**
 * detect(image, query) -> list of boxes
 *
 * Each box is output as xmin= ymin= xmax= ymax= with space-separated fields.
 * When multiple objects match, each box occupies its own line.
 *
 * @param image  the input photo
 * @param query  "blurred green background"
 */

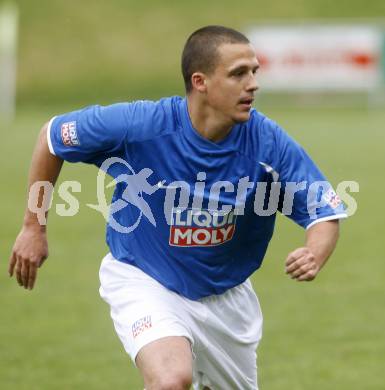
xmin=1 ymin=1 xmax=385 ymax=389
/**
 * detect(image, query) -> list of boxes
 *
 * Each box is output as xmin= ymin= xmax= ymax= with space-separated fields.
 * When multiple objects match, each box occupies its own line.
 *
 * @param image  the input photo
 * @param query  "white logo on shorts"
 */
xmin=132 ymin=315 xmax=152 ymax=338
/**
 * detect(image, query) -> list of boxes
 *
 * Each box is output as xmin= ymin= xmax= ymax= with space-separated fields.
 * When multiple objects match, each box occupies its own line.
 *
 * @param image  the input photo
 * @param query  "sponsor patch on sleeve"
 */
xmin=323 ymin=188 xmax=342 ymax=209
xmin=61 ymin=121 xmax=80 ymax=146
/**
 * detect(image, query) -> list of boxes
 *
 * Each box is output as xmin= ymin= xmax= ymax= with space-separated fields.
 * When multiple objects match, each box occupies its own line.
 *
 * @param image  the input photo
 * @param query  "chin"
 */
xmin=233 ymin=111 xmax=251 ymax=123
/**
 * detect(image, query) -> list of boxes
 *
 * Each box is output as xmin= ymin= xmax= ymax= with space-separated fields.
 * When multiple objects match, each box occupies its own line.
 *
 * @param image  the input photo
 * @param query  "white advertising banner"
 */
xmin=248 ymin=25 xmax=384 ymax=91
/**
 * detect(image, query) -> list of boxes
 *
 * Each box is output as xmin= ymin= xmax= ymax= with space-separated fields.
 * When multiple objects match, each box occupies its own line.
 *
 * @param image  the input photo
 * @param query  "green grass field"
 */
xmin=1 ymin=0 xmax=385 ymax=388
xmin=1 ymin=104 xmax=384 ymax=389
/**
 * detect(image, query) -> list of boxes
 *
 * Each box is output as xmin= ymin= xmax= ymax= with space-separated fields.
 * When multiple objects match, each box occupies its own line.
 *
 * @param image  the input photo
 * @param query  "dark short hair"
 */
xmin=181 ymin=25 xmax=250 ymax=93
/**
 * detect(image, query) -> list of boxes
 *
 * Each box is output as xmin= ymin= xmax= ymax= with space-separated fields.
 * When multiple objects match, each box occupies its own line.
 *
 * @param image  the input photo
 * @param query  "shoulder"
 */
xmin=124 ymin=96 xmax=183 ymax=141
xmin=239 ymin=109 xmax=281 ymax=162
xmin=50 ymin=96 xmax=184 ymax=146
xmin=91 ymin=96 xmax=182 ymax=143
xmin=127 ymin=95 xmax=182 ymax=114
xmin=249 ymin=109 xmax=299 ymax=149
xmin=239 ymin=109 xmax=303 ymax=172
xmin=247 ymin=109 xmax=282 ymax=138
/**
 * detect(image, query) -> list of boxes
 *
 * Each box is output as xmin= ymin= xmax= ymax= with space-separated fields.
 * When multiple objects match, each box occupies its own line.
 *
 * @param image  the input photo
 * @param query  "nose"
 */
xmin=246 ymin=72 xmax=259 ymax=92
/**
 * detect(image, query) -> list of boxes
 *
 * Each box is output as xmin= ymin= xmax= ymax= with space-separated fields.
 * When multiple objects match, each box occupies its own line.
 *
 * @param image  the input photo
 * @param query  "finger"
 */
xmin=290 ymin=262 xmax=315 ymax=279
xmin=293 ymin=262 xmax=318 ymax=280
xmin=28 ymin=263 xmax=38 ymax=290
xmin=296 ymin=269 xmax=318 ymax=282
xmin=285 ymin=253 xmax=297 ymax=267
xmin=15 ymin=258 xmax=23 ymax=286
xmin=285 ymin=248 xmax=308 ymax=266
xmin=20 ymin=258 xmax=30 ymax=288
xmin=8 ymin=252 xmax=17 ymax=276
xmin=285 ymin=255 xmax=307 ymax=273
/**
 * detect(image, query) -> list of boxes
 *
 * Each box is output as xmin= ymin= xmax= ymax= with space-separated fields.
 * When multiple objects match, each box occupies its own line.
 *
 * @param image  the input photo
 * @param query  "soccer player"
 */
xmin=9 ymin=26 xmax=347 ymax=389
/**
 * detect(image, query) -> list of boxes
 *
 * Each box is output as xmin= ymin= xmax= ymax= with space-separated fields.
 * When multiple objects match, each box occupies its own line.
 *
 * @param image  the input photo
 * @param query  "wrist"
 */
xmin=22 ymin=217 xmax=47 ymax=233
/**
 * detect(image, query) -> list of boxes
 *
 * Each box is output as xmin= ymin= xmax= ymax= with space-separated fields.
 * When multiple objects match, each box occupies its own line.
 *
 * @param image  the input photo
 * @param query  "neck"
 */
xmin=187 ymin=95 xmax=234 ymax=142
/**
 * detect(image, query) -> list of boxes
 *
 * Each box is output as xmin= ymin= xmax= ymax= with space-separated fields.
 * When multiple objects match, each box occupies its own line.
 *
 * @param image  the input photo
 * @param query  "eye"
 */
xmin=232 ymin=70 xmax=245 ymax=77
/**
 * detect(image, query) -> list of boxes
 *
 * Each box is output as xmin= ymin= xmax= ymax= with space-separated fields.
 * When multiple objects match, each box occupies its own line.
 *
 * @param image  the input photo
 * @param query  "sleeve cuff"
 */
xmin=306 ymin=213 xmax=348 ymax=230
xmin=46 ymin=116 xmax=57 ymax=155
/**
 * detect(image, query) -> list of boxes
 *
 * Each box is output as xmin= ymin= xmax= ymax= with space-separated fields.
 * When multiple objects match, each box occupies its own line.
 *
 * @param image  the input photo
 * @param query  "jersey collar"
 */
xmin=180 ymin=98 xmax=241 ymax=151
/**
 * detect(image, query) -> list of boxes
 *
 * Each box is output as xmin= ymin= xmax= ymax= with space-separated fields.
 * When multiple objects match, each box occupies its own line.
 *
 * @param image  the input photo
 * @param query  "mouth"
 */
xmin=238 ymin=97 xmax=254 ymax=110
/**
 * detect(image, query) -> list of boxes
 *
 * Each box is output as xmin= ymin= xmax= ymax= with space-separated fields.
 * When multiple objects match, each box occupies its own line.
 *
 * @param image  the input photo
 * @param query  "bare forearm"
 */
xmin=23 ymin=123 xmax=64 ymax=229
xmin=9 ymin=122 xmax=64 ymax=289
xmin=305 ymin=220 xmax=339 ymax=270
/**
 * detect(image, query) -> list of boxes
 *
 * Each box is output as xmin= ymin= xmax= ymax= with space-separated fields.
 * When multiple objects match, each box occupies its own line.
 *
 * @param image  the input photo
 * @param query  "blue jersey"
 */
xmin=48 ymin=96 xmax=346 ymax=300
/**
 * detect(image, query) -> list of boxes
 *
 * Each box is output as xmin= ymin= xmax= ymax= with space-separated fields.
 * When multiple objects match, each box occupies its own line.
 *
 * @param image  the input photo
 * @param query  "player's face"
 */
xmin=205 ymin=43 xmax=259 ymax=123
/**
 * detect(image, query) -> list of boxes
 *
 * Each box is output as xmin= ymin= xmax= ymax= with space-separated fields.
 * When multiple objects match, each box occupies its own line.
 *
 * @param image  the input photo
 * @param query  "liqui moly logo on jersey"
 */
xmin=169 ymin=208 xmax=236 ymax=247
xmin=323 ymin=188 xmax=342 ymax=209
xmin=61 ymin=121 xmax=80 ymax=146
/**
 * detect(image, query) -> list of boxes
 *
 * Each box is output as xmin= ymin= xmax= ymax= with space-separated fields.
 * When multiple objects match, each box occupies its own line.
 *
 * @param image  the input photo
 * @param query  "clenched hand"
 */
xmin=285 ymin=247 xmax=319 ymax=282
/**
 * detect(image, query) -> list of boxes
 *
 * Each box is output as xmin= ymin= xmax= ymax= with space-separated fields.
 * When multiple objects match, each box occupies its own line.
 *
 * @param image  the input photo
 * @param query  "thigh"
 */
xmin=136 ymin=336 xmax=193 ymax=388
xmin=193 ymin=280 xmax=262 ymax=389
xmin=193 ymin=337 xmax=259 ymax=390
xmin=99 ymin=254 xmax=194 ymax=363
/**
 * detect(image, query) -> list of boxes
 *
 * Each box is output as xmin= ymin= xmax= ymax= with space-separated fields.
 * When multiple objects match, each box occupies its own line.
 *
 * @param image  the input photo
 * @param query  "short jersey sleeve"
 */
xmin=272 ymin=123 xmax=347 ymax=229
xmin=47 ymin=100 xmax=162 ymax=164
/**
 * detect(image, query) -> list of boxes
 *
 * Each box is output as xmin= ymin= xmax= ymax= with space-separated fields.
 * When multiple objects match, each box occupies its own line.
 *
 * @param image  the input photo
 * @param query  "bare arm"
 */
xmin=9 ymin=122 xmax=63 ymax=290
xmin=285 ymin=220 xmax=340 ymax=281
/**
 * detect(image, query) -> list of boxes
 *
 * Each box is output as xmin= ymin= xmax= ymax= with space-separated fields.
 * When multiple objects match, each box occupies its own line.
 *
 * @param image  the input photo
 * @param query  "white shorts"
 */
xmin=99 ymin=253 xmax=263 ymax=389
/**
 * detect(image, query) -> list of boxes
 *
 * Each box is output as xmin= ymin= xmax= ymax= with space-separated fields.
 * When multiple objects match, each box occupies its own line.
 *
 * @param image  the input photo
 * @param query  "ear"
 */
xmin=191 ymin=72 xmax=207 ymax=93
